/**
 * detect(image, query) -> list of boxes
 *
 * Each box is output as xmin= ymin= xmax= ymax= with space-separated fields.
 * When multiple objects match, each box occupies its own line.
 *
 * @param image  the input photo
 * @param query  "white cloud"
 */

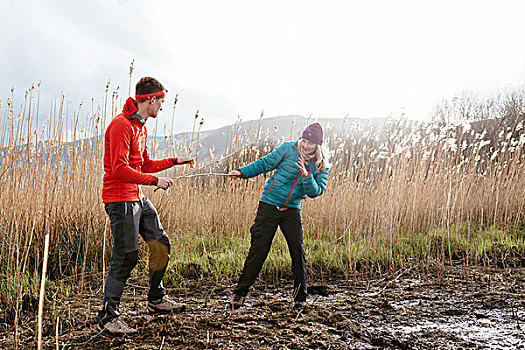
xmin=2 ymin=0 xmax=525 ymax=133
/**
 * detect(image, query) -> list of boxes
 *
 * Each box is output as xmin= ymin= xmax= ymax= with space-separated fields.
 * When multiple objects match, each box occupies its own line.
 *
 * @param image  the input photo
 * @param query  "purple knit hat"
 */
xmin=301 ymin=122 xmax=323 ymax=145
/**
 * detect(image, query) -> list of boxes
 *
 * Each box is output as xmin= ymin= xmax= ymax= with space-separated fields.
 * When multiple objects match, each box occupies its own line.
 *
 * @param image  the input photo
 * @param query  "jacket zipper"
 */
xmin=268 ymin=175 xmax=277 ymax=190
xmin=284 ymin=172 xmax=302 ymax=208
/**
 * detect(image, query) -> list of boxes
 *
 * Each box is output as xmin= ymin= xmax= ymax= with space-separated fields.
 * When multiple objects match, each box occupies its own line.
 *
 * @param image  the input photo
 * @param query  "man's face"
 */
xmin=148 ymin=97 xmax=165 ymax=118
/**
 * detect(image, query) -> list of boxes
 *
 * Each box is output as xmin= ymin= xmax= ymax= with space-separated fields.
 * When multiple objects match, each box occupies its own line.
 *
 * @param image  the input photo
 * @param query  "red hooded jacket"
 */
xmin=102 ymin=97 xmax=176 ymax=203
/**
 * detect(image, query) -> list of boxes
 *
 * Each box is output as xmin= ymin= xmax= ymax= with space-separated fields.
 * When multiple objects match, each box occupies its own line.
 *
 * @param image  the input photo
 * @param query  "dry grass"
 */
xmin=0 ymin=83 xmax=524 ymax=330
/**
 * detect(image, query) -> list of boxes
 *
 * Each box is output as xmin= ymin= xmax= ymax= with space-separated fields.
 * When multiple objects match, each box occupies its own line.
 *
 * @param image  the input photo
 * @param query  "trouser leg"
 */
xmin=99 ymin=251 xmax=139 ymax=324
xmin=279 ymin=208 xmax=307 ymax=301
xmin=234 ymin=202 xmax=280 ymax=297
xmin=139 ymin=197 xmax=171 ymax=302
xmin=99 ymin=202 xmax=141 ymax=325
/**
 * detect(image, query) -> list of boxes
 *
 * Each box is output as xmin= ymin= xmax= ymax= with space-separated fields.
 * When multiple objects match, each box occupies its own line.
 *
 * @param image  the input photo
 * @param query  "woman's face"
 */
xmin=301 ymin=138 xmax=317 ymax=155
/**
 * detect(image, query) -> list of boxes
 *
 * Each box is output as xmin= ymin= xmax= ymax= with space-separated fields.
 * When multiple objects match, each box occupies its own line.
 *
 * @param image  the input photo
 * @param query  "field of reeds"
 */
xmin=1 ymin=82 xmax=524 ymax=346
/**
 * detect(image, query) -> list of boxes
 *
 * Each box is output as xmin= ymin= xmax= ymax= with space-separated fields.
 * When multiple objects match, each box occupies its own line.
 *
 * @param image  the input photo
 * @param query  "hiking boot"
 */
xmin=148 ymin=296 xmax=186 ymax=314
xmin=99 ymin=318 xmax=137 ymax=335
xmin=293 ymin=300 xmax=306 ymax=309
xmin=231 ymin=294 xmax=245 ymax=310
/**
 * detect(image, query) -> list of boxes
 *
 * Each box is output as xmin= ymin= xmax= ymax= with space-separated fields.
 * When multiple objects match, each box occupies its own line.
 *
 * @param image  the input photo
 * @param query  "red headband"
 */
xmin=135 ymin=91 xmax=166 ymax=101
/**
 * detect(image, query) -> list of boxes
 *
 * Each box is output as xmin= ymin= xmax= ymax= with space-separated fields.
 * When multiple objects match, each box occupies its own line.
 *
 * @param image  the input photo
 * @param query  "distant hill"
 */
xmin=147 ymin=115 xmax=388 ymax=161
xmin=4 ymin=114 xmax=515 ymax=168
xmin=1 ymin=115 xmax=388 ymax=166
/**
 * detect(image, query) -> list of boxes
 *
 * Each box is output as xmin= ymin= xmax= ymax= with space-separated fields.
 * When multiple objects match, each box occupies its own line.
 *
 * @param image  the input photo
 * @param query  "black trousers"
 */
xmin=234 ymin=202 xmax=307 ymax=301
xmin=98 ymin=197 xmax=171 ymax=325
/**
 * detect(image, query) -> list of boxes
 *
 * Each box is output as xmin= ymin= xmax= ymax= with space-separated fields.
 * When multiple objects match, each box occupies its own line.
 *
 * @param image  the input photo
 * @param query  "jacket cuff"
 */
xmin=151 ymin=176 xmax=159 ymax=185
xmin=170 ymin=158 xmax=179 ymax=166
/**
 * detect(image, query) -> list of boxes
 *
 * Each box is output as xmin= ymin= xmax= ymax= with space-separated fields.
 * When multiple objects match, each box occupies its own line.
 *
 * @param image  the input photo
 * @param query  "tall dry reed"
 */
xmin=0 ymin=82 xmax=524 ymax=328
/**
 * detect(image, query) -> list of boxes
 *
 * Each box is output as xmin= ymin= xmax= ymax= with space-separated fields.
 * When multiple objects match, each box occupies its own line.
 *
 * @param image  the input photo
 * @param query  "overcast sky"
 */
xmin=2 ymin=0 xmax=525 ymax=133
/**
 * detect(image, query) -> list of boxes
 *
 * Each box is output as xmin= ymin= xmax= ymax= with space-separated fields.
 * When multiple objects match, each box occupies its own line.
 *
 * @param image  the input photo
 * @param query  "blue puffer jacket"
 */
xmin=238 ymin=141 xmax=329 ymax=209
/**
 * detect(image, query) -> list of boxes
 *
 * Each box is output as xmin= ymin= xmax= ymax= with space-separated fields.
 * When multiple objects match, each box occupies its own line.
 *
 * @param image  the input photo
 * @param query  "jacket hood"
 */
xmin=123 ymin=97 xmax=138 ymax=117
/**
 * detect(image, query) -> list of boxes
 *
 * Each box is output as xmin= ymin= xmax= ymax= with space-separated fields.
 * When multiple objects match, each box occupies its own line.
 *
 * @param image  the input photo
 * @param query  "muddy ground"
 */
xmin=1 ymin=265 xmax=525 ymax=349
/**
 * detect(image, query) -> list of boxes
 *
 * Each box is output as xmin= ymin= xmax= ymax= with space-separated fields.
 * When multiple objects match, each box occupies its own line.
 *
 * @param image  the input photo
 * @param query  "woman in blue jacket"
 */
xmin=228 ymin=123 xmax=329 ymax=309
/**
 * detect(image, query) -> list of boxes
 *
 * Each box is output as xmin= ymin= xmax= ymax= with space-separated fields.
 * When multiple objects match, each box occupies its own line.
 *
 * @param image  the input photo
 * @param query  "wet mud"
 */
xmin=2 ymin=265 xmax=525 ymax=349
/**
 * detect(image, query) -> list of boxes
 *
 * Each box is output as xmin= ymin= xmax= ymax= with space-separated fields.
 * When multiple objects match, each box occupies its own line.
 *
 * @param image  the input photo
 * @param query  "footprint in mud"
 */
xmin=265 ymin=300 xmax=290 ymax=312
xmin=308 ymin=285 xmax=331 ymax=296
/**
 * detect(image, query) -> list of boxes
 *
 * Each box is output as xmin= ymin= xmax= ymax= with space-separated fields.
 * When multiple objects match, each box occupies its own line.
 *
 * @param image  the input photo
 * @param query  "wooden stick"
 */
xmin=55 ymin=316 xmax=59 ymax=350
xmin=177 ymin=172 xmax=231 ymax=178
xmin=154 ymin=145 xmax=251 ymax=192
xmin=37 ymin=233 xmax=50 ymax=350
xmin=175 ymin=145 xmax=250 ymax=180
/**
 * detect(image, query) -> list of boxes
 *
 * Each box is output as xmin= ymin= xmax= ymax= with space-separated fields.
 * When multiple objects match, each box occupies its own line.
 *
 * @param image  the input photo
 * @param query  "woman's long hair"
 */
xmin=298 ymin=139 xmax=331 ymax=173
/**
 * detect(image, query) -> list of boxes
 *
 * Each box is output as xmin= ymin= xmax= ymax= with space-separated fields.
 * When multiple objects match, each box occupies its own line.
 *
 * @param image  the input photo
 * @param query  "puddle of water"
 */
xmin=384 ymin=308 xmax=525 ymax=349
xmin=390 ymin=299 xmax=421 ymax=309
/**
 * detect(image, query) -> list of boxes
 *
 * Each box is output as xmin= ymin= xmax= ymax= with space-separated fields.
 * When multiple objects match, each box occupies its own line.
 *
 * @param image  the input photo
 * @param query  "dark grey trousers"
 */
xmin=98 ymin=197 xmax=170 ymax=325
xmin=234 ymin=202 xmax=307 ymax=301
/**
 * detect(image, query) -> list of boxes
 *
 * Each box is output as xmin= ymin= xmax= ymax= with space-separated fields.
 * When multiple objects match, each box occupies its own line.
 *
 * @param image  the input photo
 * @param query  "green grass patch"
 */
xmin=3 ymin=223 xmax=525 ymax=321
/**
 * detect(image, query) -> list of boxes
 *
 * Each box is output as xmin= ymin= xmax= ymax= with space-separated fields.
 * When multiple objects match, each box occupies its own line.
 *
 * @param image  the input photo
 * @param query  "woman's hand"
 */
xmin=228 ymin=170 xmax=242 ymax=179
xmin=295 ymin=158 xmax=309 ymax=177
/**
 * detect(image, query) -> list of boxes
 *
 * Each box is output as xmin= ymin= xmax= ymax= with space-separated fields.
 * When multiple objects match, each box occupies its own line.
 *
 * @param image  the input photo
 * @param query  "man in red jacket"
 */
xmin=98 ymin=77 xmax=194 ymax=334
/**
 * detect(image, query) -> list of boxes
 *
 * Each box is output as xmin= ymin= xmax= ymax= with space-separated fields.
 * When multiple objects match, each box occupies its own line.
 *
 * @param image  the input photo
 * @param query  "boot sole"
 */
xmin=98 ymin=323 xmax=137 ymax=335
xmin=147 ymin=305 xmax=186 ymax=314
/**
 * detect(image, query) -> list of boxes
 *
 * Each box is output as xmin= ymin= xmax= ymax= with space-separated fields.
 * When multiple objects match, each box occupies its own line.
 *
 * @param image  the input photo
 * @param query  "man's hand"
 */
xmin=177 ymin=157 xmax=195 ymax=168
xmin=228 ymin=170 xmax=242 ymax=179
xmin=157 ymin=177 xmax=173 ymax=189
